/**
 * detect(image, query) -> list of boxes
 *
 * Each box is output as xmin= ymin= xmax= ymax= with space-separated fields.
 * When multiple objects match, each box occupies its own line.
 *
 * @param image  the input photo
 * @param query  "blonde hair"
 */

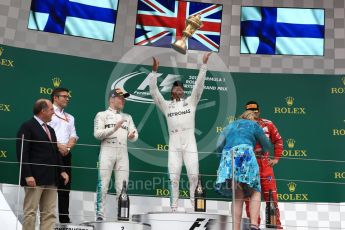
xmin=240 ymin=110 xmax=255 ymax=120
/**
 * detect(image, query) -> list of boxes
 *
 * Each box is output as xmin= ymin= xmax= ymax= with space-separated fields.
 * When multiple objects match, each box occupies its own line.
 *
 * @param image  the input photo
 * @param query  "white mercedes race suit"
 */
xmin=149 ymin=64 xmax=207 ymax=208
xmin=94 ymin=107 xmax=138 ymax=218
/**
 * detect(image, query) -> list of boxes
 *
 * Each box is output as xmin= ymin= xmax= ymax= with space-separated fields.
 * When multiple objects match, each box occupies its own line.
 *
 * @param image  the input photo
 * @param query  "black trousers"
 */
xmin=58 ymin=153 xmax=72 ymax=223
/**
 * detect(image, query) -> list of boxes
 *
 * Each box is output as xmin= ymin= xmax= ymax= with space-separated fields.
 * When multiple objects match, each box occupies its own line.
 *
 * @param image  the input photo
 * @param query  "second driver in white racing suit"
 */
xmin=149 ymin=53 xmax=211 ymax=210
xmin=94 ymin=88 xmax=138 ymax=221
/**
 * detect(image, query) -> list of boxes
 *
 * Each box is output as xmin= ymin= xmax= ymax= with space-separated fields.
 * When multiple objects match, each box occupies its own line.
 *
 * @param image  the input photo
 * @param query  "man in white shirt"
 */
xmin=49 ymin=88 xmax=78 ymax=223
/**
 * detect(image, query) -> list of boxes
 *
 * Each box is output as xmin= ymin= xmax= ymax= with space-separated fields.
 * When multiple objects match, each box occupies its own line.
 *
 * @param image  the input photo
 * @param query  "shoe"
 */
xmin=249 ymin=224 xmax=260 ymax=230
xmin=171 ymin=207 xmax=177 ymax=212
xmin=96 ymin=216 xmax=104 ymax=221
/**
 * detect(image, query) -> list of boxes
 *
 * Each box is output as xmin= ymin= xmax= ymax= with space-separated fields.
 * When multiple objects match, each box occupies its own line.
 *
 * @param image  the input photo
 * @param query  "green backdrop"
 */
xmin=0 ymin=44 xmax=344 ymax=202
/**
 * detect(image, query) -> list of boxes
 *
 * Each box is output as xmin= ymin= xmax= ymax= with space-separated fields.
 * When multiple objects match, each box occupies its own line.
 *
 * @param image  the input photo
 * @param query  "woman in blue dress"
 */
xmin=215 ymin=110 xmax=271 ymax=230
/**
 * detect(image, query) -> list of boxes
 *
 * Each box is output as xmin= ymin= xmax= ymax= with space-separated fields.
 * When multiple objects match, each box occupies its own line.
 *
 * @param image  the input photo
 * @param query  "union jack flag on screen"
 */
xmin=135 ymin=0 xmax=223 ymax=52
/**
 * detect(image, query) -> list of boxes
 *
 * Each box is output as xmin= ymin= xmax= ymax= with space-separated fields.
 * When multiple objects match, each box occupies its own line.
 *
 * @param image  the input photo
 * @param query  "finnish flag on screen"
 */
xmin=28 ymin=0 xmax=119 ymax=42
xmin=240 ymin=7 xmax=325 ymax=56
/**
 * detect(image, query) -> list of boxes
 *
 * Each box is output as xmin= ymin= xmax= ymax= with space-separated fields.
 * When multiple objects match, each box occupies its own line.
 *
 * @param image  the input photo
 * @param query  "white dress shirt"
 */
xmin=49 ymin=104 xmax=78 ymax=144
xmin=34 ymin=116 xmax=46 ymax=131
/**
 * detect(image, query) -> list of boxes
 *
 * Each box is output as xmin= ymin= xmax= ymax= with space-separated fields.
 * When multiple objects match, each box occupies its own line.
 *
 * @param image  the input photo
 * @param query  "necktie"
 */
xmin=43 ymin=123 xmax=52 ymax=141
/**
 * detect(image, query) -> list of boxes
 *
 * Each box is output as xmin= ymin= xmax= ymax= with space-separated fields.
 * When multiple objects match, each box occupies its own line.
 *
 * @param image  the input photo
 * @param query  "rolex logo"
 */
xmin=282 ymin=139 xmax=307 ymax=157
xmin=227 ymin=115 xmax=235 ymax=123
xmin=52 ymin=77 xmax=62 ymax=88
xmin=278 ymin=182 xmax=308 ymax=201
xmin=285 ymin=96 xmax=294 ymax=107
xmin=330 ymin=77 xmax=345 ymax=94
xmin=40 ymin=77 xmax=72 ymax=96
xmin=286 ymin=139 xmax=296 ymax=148
xmin=274 ymin=97 xmax=305 ymax=114
xmin=0 ymin=47 xmax=15 ymax=68
xmin=287 ymin=182 xmax=297 ymax=193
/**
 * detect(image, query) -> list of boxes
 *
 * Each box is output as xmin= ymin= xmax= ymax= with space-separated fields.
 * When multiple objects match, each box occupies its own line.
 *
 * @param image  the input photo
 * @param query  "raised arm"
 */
xmin=190 ymin=52 xmax=211 ymax=106
xmin=149 ymin=57 xmax=168 ymax=112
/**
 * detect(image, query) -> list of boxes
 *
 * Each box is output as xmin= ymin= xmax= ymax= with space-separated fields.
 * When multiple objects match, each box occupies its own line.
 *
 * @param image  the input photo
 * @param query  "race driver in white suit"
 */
xmin=94 ymin=88 xmax=138 ymax=221
xmin=149 ymin=53 xmax=211 ymax=211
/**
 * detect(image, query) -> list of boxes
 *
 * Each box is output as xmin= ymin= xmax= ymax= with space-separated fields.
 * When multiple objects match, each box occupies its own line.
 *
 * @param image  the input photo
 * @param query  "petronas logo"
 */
xmin=52 ymin=77 xmax=62 ymax=88
xmin=287 ymin=182 xmax=297 ymax=193
xmin=286 ymin=139 xmax=296 ymax=148
xmin=285 ymin=96 xmax=294 ymax=107
xmin=0 ymin=47 xmax=3 ymax=56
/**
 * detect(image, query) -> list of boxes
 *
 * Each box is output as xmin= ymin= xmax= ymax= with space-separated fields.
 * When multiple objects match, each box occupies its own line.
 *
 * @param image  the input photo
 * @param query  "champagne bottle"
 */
xmin=265 ymin=195 xmax=271 ymax=227
xmin=118 ymin=180 xmax=130 ymax=221
xmin=194 ymin=175 xmax=206 ymax=212
xmin=266 ymin=190 xmax=277 ymax=228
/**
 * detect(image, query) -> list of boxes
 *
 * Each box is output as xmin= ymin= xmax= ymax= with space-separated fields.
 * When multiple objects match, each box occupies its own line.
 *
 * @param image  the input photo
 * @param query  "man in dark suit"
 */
xmin=16 ymin=99 xmax=69 ymax=230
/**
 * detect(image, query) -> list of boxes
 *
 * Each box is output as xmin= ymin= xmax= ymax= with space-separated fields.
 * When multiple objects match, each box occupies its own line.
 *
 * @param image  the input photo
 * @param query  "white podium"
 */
xmin=57 ymin=221 xmax=151 ymax=230
xmin=132 ymin=212 xmax=232 ymax=230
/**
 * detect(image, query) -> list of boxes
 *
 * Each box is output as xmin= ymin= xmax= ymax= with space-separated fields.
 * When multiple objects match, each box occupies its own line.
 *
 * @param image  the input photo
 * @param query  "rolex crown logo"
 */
xmin=0 ymin=47 xmax=4 ymax=56
xmin=285 ymin=96 xmax=294 ymax=107
xmin=52 ymin=77 xmax=62 ymax=88
xmin=342 ymin=76 xmax=345 ymax=86
xmin=287 ymin=138 xmax=296 ymax=148
xmin=227 ymin=115 xmax=235 ymax=123
xmin=287 ymin=182 xmax=297 ymax=193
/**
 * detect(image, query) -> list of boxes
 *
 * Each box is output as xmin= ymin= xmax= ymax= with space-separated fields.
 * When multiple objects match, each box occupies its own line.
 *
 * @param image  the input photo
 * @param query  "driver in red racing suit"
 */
xmin=244 ymin=101 xmax=284 ymax=229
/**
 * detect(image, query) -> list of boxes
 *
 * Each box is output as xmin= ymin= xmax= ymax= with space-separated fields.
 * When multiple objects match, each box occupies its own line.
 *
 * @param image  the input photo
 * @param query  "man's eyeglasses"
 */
xmin=57 ymin=95 xmax=71 ymax=99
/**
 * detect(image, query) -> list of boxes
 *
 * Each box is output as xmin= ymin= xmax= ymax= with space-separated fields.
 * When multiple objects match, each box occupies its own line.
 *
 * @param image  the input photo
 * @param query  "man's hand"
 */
xmin=58 ymin=144 xmax=69 ymax=156
xmin=61 ymin=172 xmax=69 ymax=185
xmin=128 ymin=130 xmax=136 ymax=140
xmin=268 ymin=158 xmax=279 ymax=167
xmin=114 ymin=119 xmax=126 ymax=131
xmin=202 ymin=52 xmax=212 ymax=64
xmin=25 ymin=176 xmax=36 ymax=187
xmin=152 ymin=57 xmax=159 ymax=72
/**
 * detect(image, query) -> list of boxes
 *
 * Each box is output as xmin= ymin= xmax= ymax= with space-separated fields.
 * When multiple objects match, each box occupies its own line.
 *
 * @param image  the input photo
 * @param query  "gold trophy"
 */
xmin=171 ymin=14 xmax=203 ymax=54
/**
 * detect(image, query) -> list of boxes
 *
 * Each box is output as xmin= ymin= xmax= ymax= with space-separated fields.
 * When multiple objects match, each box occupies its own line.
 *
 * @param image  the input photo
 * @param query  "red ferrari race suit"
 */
xmin=245 ymin=118 xmax=283 ymax=228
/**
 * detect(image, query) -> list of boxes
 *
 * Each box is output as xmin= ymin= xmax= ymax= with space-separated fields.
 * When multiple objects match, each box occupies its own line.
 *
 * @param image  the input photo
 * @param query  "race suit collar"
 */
xmin=172 ymin=98 xmax=185 ymax=103
xmin=108 ymin=107 xmax=121 ymax=114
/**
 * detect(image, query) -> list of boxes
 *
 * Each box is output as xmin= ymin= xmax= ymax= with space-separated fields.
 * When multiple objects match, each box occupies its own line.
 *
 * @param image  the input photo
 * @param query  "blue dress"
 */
xmin=215 ymin=119 xmax=271 ymax=197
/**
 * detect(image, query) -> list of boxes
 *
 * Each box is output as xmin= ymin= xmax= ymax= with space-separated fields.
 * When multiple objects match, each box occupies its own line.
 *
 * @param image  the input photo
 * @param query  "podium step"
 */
xmin=56 ymin=216 xmax=286 ymax=230
xmin=133 ymin=212 xmax=231 ymax=230
xmin=56 ymin=221 xmax=151 ymax=230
